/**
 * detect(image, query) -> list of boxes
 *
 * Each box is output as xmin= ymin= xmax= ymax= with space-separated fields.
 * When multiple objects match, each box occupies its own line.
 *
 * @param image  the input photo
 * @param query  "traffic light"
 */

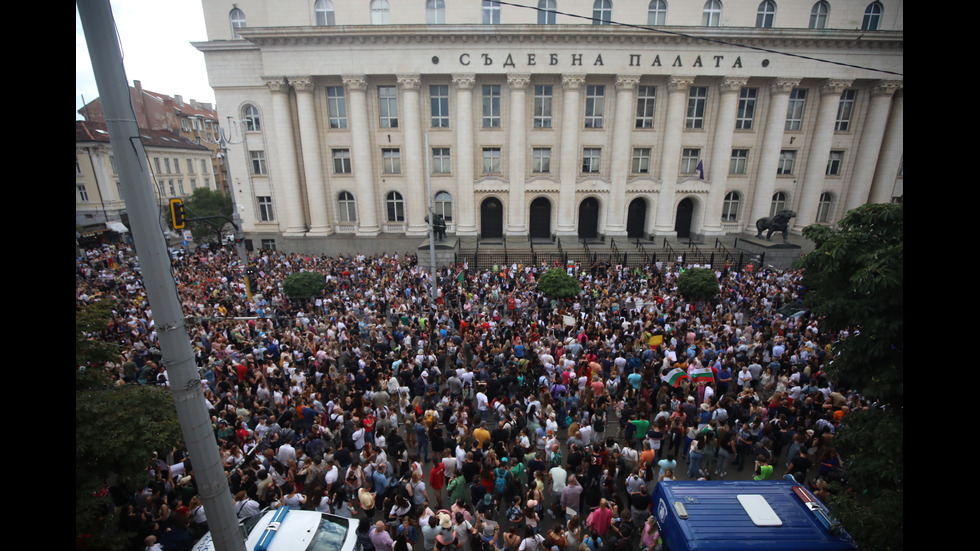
xmin=169 ymin=198 xmax=186 ymax=229
xmin=245 ymin=267 xmax=258 ymax=300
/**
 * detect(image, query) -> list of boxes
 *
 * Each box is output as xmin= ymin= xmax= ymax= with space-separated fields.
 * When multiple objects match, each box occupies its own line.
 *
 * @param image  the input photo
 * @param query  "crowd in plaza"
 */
xmin=76 ymin=242 xmax=865 ymax=551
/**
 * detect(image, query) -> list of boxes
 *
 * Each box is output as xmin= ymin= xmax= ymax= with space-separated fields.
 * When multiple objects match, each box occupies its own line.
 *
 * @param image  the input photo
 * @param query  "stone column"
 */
xmin=453 ymin=74 xmax=477 ymax=236
xmin=795 ymin=80 xmax=852 ymax=231
xmin=605 ymin=74 xmax=640 ymax=235
xmin=843 ymin=80 xmax=902 ymax=212
xmin=869 ymin=87 xmax=903 ymax=204
xmin=343 ymin=75 xmax=380 ymax=236
xmin=556 ymin=74 xmax=585 ymax=236
xmin=653 ymin=76 xmax=695 ymax=234
xmin=702 ymin=77 xmax=747 ymax=236
xmin=748 ymin=78 xmax=800 ymax=227
xmin=399 ymin=75 xmax=428 ymax=235
xmin=290 ymin=77 xmax=332 ymax=236
xmin=507 ymin=74 xmax=531 ymax=235
xmin=264 ymin=77 xmax=306 ymax=235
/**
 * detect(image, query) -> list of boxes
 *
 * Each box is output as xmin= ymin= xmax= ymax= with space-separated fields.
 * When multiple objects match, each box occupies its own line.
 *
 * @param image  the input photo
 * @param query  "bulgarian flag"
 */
xmin=662 ymin=368 xmax=690 ymax=387
xmin=690 ymin=366 xmax=715 ymax=384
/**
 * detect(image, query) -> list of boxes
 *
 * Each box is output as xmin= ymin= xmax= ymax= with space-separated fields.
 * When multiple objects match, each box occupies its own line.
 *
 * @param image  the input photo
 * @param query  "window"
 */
xmin=734 ymin=88 xmax=757 ymax=130
xmin=632 ymin=148 xmax=652 ymax=174
xmin=153 ymin=158 xmax=162 ymax=173
xmin=785 ymin=88 xmax=806 ymax=131
xmin=482 ymin=0 xmax=501 ymax=24
xmin=315 ymin=0 xmax=335 ymax=26
xmin=250 ymin=151 xmax=267 ymax=175
xmin=730 ymin=149 xmax=748 ymax=175
xmin=116 ymin=181 xmax=123 ymax=196
xmin=327 ymin=87 xmax=347 ymax=129
xmin=178 ymin=180 xmax=185 ymax=195
xmin=809 ymin=1 xmax=828 ymax=29
xmin=382 ymin=148 xmax=401 ymax=174
xmin=164 ymin=158 xmax=172 ymax=174
xmin=862 ymin=2 xmax=882 ymax=31
xmin=483 ymin=148 xmax=501 ymax=175
xmin=168 ymin=180 xmax=176 ymax=196
xmin=201 ymin=159 xmax=209 ymax=174
xmin=242 ymin=105 xmax=260 ymax=132
xmin=584 ymin=85 xmax=605 ymax=128
xmin=702 ymin=0 xmax=721 ymax=27
xmin=190 ymin=178 xmax=197 ymax=190
xmin=538 ymin=0 xmax=557 ymax=24
xmin=261 ymin=239 xmax=277 ymax=250
xmin=426 ymin=0 xmax=445 ymax=24
xmin=482 ymin=85 xmax=501 ymax=128
xmin=826 ymin=150 xmax=844 ymax=176
xmin=533 ymin=148 xmax=552 ymax=173
xmin=204 ymin=177 xmax=210 ymax=189
xmin=582 ymin=148 xmax=602 ymax=173
xmin=109 ymin=156 xmax=117 ymax=173
xmin=174 ymin=158 xmax=181 ymax=173
xmin=435 ymin=191 xmax=454 ymax=222
xmin=430 ymin=85 xmax=450 ymax=128
xmin=816 ymin=192 xmax=833 ymax=222
xmin=378 ymin=86 xmax=398 ymax=128
xmin=769 ymin=192 xmax=786 ymax=217
xmin=722 ymin=191 xmax=740 ymax=222
xmin=258 ymin=196 xmax=274 ymax=221
xmin=187 ymin=159 xmax=195 ymax=173
xmin=76 ymin=156 xmax=82 ymax=174
xmin=181 ymin=118 xmax=190 ymax=132
xmin=432 ymin=148 xmax=451 ymax=174
xmin=648 ymin=0 xmax=667 ymax=25
xmin=333 ymin=149 xmax=352 ymax=174
xmin=534 ymin=85 xmax=553 ymax=128
xmin=386 ymin=191 xmax=405 ymax=222
xmin=686 ymin=87 xmax=707 ymax=129
xmin=77 ymin=184 xmax=89 ymax=202
xmin=681 ymin=148 xmax=701 ymax=174
xmin=337 ymin=191 xmax=357 ymax=222
xmin=777 ymin=150 xmax=796 ymax=175
xmin=593 ymin=0 xmax=612 ymax=25
xmin=371 ymin=0 xmax=390 ymax=24
xmin=635 ymin=86 xmax=656 ymax=128
xmin=230 ymin=8 xmax=246 ymax=38
xmin=835 ymin=90 xmax=856 ymax=132
xmin=756 ymin=1 xmax=775 ymax=28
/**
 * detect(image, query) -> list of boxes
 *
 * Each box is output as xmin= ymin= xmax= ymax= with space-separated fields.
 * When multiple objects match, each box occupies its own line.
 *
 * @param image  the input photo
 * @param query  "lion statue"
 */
xmin=755 ymin=210 xmax=796 ymax=242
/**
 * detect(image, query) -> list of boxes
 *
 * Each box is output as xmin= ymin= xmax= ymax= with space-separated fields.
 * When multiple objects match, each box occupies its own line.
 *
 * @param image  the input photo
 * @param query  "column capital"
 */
xmin=667 ymin=75 xmax=696 ymax=92
xmin=507 ymin=73 xmax=532 ymax=90
xmin=289 ymin=77 xmax=316 ymax=93
xmin=719 ymin=77 xmax=749 ymax=94
xmin=341 ymin=75 xmax=368 ymax=91
xmin=820 ymin=79 xmax=853 ymax=95
xmin=262 ymin=77 xmax=289 ymax=94
xmin=397 ymin=75 xmax=422 ymax=91
xmin=561 ymin=74 xmax=586 ymax=90
xmin=769 ymin=78 xmax=801 ymax=95
xmin=871 ymin=80 xmax=903 ymax=97
xmin=452 ymin=74 xmax=476 ymax=90
xmin=615 ymin=74 xmax=640 ymax=91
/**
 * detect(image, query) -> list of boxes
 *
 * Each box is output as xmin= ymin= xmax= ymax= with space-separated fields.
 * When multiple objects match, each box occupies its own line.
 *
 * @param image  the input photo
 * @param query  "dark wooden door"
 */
xmin=529 ymin=197 xmax=551 ymax=238
xmin=626 ymin=198 xmax=647 ymax=239
xmin=675 ymin=198 xmax=694 ymax=238
xmin=578 ymin=198 xmax=599 ymax=239
xmin=481 ymin=197 xmax=503 ymax=238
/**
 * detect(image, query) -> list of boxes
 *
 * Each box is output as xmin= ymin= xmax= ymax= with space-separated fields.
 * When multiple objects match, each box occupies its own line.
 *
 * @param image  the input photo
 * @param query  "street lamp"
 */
xmin=199 ymin=116 xmax=248 ymax=268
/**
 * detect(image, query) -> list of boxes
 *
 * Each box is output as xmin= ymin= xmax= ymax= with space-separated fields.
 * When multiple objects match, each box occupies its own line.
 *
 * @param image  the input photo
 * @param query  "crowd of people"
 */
xmin=76 ymin=242 xmax=865 ymax=551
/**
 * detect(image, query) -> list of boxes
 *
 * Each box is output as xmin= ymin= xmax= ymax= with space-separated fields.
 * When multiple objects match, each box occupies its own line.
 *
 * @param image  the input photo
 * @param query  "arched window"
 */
xmin=593 ymin=0 xmax=612 ymax=25
xmin=242 ymin=104 xmax=260 ymax=132
xmin=435 ymin=191 xmax=454 ymax=222
xmin=538 ymin=0 xmax=557 ymax=24
xmin=230 ymin=8 xmax=246 ymax=38
xmin=809 ymin=1 xmax=829 ymax=29
xmin=702 ymin=0 xmax=722 ymax=27
xmin=722 ymin=191 xmax=740 ymax=222
xmin=756 ymin=1 xmax=775 ymax=28
xmin=386 ymin=191 xmax=405 ymax=222
xmin=769 ymin=192 xmax=787 ymax=217
xmin=648 ymin=0 xmax=667 ymax=25
xmin=426 ymin=0 xmax=445 ymax=24
xmin=862 ymin=2 xmax=882 ymax=30
xmin=315 ymin=0 xmax=335 ymax=26
xmin=371 ymin=0 xmax=390 ymax=25
xmin=482 ymin=0 xmax=501 ymax=24
xmin=816 ymin=192 xmax=833 ymax=223
xmin=337 ymin=191 xmax=356 ymax=223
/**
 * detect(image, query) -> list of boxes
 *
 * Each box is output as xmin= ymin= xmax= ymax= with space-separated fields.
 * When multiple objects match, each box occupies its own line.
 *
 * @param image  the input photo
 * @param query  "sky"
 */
xmin=76 ymin=0 xmax=215 ymax=120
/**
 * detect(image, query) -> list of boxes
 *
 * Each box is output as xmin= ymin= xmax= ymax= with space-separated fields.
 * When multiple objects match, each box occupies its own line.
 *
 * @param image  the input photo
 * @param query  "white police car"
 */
xmin=191 ymin=507 xmax=359 ymax=551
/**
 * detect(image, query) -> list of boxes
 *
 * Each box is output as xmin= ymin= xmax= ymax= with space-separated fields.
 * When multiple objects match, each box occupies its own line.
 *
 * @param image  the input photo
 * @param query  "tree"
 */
xmin=282 ymin=271 xmax=325 ymax=301
xmin=676 ymin=267 xmax=720 ymax=301
xmin=181 ymin=186 xmax=233 ymax=243
xmin=798 ymin=200 xmax=903 ymax=551
xmin=537 ymin=267 xmax=580 ymax=300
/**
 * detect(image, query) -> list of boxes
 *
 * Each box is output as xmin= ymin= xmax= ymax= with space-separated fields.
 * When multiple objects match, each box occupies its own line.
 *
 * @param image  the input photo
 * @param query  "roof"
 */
xmin=76 ymin=121 xmax=209 ymax=152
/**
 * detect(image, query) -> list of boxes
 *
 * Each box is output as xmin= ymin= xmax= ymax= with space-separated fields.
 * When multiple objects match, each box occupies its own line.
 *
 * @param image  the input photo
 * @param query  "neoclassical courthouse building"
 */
xmin=195 ymin=0 xmax=902 ymax=250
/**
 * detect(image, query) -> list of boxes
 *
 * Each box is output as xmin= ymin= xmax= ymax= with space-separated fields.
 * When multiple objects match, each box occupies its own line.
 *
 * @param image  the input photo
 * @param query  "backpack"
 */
xmin=495 ymin=468 xmax=508 ymax=494
xmin=425 ymin=409 xmax=437 ymax=429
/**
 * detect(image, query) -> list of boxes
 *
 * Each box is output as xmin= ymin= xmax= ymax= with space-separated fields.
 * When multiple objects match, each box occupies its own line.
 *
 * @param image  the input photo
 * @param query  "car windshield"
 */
xmin=308 ymin=515 xmax=350 ymax=551
xmin=240 ymin=513 xmax=266 ymax=540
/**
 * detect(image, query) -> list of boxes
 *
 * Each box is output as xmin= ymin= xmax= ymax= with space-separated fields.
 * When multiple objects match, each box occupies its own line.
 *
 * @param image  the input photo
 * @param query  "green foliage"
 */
xmin=182 ymin=186 xmax=233 ymax=243
xmin=537 ymin=268 xmax=581 ymax=300
xmin=282 ymin=271 xmax=325 ymax=299
xmin=676 ymin=267 xmax=720 ymax=301
xmin=76 ymin=300 xmax=119 ymax=371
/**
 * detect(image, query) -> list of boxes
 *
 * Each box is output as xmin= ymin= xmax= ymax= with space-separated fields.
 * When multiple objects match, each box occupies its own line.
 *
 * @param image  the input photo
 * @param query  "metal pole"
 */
xmin=76 ymin=2 xmax=245 ymax=550
xmin=425 ymin=133 xmax=437 ymax=304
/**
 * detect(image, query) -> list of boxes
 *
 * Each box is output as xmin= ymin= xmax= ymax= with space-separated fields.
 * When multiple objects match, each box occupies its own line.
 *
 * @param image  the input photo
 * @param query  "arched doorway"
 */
xmin=674 ymin=198 xmax=694 ymax=238
xmin=529 ymin=197 xmax=552 ymax=239
xmin=578 ymin=197 xmax=599 ymax=239
xmin=626 ymin=198 xmax=647 ymax=239
xmin=480 ymin=197 xmax=503 ymax=238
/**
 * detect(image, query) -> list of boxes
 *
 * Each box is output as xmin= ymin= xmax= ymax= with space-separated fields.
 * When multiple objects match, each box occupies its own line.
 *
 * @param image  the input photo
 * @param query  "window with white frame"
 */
xmin=835 ymin=90 xmax=856 ymax=132
xmin=315 ymin=0 xmax=335 ymax=25
xmin=77 ymin=184 xmax=89 ymax=202
xmin=426 ymin=0 xmax=445 ymax=24
xmin=584 ymin=85 xmax=605 ymax=128
xmin=538 ymin=0 xmax=557 ymax=24
xmin=534 ymin=85 xmax=553 ymax=128
xmin=722 ymin=191 xmax=740 ymax=222
xmin=756 ymin=1 xmax=775 ymax=28
xmin=327 ymin=86 xmax=348 ymax=129
xmin=76 ymin=156 xmax=82 ymax=175
xmin=174 ymin=158 xmax=181 ymax=173
xmin=816 ymin=192 xmax=833 ymax=222
xmin=862 ymin=2 xmax=882 ymax=30
xmin=635 ymin=86 xmax=656 ymax=128
xmin=769 ymin=191 xmax=787 ymax=217
xmin=686 ymin=87 xmax=707 ymax=129
xmin=371 ymin=0 xmax=390 ymax=24
xmin=378 ymin=86 xmax=398 ymax=128
xmin=483 ymin=148 xmax=502 ymax=175
xmin=785 ymin=88 xmax=806 ymax=131
xmin=777 ymin=150 xmax=796 ymax=175
xmin=181 ymin=118 xmax=190 ymax=132
xmin=681 ymin=148 xmax=701 ymax=174
xmin=243 ymin=104 xmax=261 ymax=131
xmin=190 ymin=179 xmax=197 ymax=190
xmin=736 ymin=88 xmax=756 ymax=130
xmin=730 ymin=149 xmax=748 ymax=175
xmin=154 ymin=158 xmax=162 ymax=173
xmin=648 ymin=0 xmax=667 ymax=25
xmin=809 ymin=1 xmax=828 ymax=29
xmin=187 ymin=159 xmax=195 ymax=174
xmin=702 ymin=0 xmax=721 ymax=27
xmin=177 ymin=180 xmax=185 ymax=195
xmin=250 ymin=151 xmax=267 ymax=175
xmin=826 ymin=150 xmax=844 ymax=176
xmin=431 ymin=85 xmax=450 ymax=128
xmin=168 ymin=180 xmax=176 ymax=196
xmin=386 ymin=191 xmax=405 ymax=222
xmin=109 ymin=156 xmax=117 ymax=173
xmin=164 ymin=158 xmax=172 ymax=174
xmin=333 ymin=149 xmax=352 ymax=174
xmin=482 ymin=0 xmax=501 ymax=24
xmin=432 ymin=148 xmax=451 ymax=174
xmin=258 ymin=196 xmax=274 ymax=221
xmin=435 ymin=191 xmax=454 ymax=222
xmin=593 ymin=0 xmax=612 ymax=25
xmin=337 ymin=191 xmax=357 ymax=222
xmin=632 ymin=148 xmax=651 ymax=174
xmin=533 ymin=148 xmax=551 ymax=173
xmin=230 ymin=8 xmax=246 ymax=38
xmin=261 ymin=239 xmax=277 ymax=250
xmin=582 ymin=148 xmax=602 ymax=173
xmin=201 ymin=159 xmax=209 ymax=174
xmin=482 ymin=85 xmax=501 ymax=128
xmin=382 ymin=149 xmax=401 ymax=174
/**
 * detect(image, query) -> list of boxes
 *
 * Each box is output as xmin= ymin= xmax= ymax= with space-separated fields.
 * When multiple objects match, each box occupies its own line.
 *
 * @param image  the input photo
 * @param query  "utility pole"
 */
xmin=76 ymin=1 xmax=245 ymax=550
